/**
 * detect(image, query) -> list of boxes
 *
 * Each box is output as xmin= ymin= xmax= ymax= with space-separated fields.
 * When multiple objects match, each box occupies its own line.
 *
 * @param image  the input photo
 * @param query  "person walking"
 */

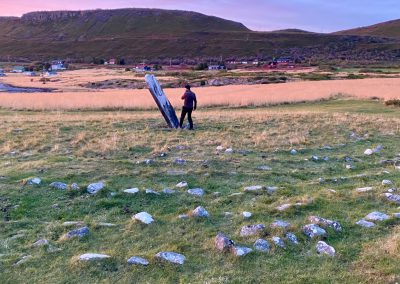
xmin=179 ymin=84 xmax=197 ymax=130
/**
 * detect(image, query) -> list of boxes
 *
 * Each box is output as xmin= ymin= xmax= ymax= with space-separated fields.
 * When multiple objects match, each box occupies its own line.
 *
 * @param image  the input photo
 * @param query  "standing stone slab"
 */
xmin=145 ymin=74 xmax=179 ymax=128
xmin=155 ymin=252 xmax=185 ymax=265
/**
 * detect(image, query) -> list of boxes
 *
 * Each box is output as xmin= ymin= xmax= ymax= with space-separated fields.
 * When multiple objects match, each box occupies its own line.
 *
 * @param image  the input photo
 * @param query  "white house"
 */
xmin=51 ymin=60 xmax=66 ymax=71
xmin=208 ymin=65 xmax=225 ymax=70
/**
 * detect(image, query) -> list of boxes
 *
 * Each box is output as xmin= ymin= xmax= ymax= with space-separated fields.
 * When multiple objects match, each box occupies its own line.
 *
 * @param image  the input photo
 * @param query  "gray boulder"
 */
xmin=270 ymin=220 xmax=290 ymax=229
xmin=308 ymin=216 xmax=342 ymax=232
xmin=192 ymin=206 xmax=209 ymax=218
xmin=384 ymin=193 xmax=400 ymax=204
xmin=27 ymin=177 xmax=41 ymax=185
xmin=285 ymin=233 xmax=299 ymax=245
xmin=272 ymin=236 xmax=286 ymax=248
xmin=127 ymin=256 xmax=149 ymax=266
xmin=254 ymin=239 xmax=270 ymax=252
xmin=365 ymin=211 xmax=390 ymax=221
xmin=215 ymin=233 xmax=235 ymax=252
xmin=231 ymin=246 xmax=253 ymax=257
xmin=188 ymin=188 xmax=205 ymax=196
xmin=87 ymin=182 xmax=104 ymax=194
xmin=155 ymin=252 xmax=185 ymax=265
xmin=356 ymin=219 xmax=375 ymax=228
xmin=63 ymin=226 xmax=89 ymax=239
xmin=240 ymin=224 xmax=266 ymax=236
xmin=33 ymin=239 xmax=49 ymax=247
xmin=316 ymin=241 xmax=335 ymax=257
xmin=50 ymin=182 xmax=68 ymax=190
xmin=133 ymin=212 xmax=154 ymax=224
xmin=303 ymin=224 xmax=327 ymax=238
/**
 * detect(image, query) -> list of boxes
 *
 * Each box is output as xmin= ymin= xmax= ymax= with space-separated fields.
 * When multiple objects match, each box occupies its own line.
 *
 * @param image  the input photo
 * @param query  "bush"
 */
xmin=385 ymin=99 xmax=400 ymax=107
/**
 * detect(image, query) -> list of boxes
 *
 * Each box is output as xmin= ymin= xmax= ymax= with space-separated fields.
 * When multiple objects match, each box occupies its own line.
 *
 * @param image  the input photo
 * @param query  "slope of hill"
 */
xmin=334 ymin=19 xmax=400 ymax=38
xmin=0 ymin=9 xmax=399 ymax=63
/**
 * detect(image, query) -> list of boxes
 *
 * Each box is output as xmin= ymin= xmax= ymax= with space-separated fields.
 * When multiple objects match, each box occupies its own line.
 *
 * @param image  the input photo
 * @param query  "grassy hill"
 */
xmin=0 ymin=9 xmax=399 ymax=63
xmin=335 ymin=19 xmax=400 ymax=38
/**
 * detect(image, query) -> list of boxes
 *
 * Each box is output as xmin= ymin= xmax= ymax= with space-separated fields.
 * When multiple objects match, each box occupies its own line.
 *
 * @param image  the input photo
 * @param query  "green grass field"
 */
xmin=0 ymin=99 xmax=399 ymax=283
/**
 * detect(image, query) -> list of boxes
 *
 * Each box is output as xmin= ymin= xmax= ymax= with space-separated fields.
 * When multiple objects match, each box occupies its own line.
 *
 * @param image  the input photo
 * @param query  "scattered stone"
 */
xmin=303 ymin=224 xmax=327 ymax=238
xmin=70 ymin=183 xmax=80 ymax=190
xmin=63 ymin=221 xmax=84 ymax=227
xmin=33 ymin=239 xmax=49 ymax=247
xmin=276 ymin=204 xmax=292 ymax=211
xmin=97 ymin=222 xmax=116 ymax=227
xmin=215 ymin=233 xmax=235 ymax=252
xmin=244 ymin=185 xmax=264 ymax=192
xmin=254 ymin=239 xmax=270 ymax=252
xmin=127 ymin=256 xmax=149 ymax=266
xmin=87 ymin=182 xmax=104 ymax=194
xmin=393 ymin=213 xmax=400 ymax=218
xmin=258 ymin=165 xmax=272 ymax=171
xmin=50 ymin=182 xmax=68 ymax=190
xmin=356 ymin=219 xmax=375 ymax=228
xmin=178 ymin=214 xmax=189 ymax=219
xmin=308 ymin=216 xmax=342 ymax=232
xmin=47 ymin=245 xmax=62 ymax=253
xmin=231 ymin=246 xmax=253 ymax=257
xmin=79 ymin=253 xmax=110 ymax=261
xmin=242 ymin=212 xmax=252 ymax=219
xmin=387 ymin=188 xmax=397 ymax=193
xmin=229 ymin=192 xmax=243 ymax=197
xmin=382 ymin=180 xmax=393 ymax=186
xmin=173 ymin=158 xmax=186 ymax=165
xmin=176 ymin=181 xmax=188 ymax=188
xmin=272 ymin=237 xmax=285 ymax=248
xmin=27 ymin=177 xmax=41 ymax=185
xmin=133 ymin=212 xmax=154 ymax=225
xmin=311 ymin=155 xmax=319 ymax=162
xmin=110 ymin=192 xmax=117 ymax=197
xmin=316 ymin=241 xmax=335 ymax=257
xmin=146 ymin=189 xmax=160 ymax=195
xmin=63 ymin=226 xmax=89 ymax=239
xmin=192 ymin=206 xmax=209 ymax=218
xmin=270 ymin=220 xmax=290 ymax=229
xmin=266 ymin=186 xmax=279 ymax=193
xmin=155 ymin=252 xmax=185 ymax=265
xmin=364 ymin=149 xmax=374 ymax=156
xmin=290 ymin=149 xmax=298 ymax=155
xmin=356 ymin=187 xmax=373 ymax=193
xmin=384 ymin=193 xmax=400 ymax=204
xmin=224 ymin=212 xmax=234 ymax=217
xmin=13 ymin=255 xmax=33 ymax=266
xmin=326 ymin=188 xmax=337 ymax=193
xmin=216 ymin=146 xmax=224 ymax=151
xmin=346 ymin=164 xmax=355 ymax=170
xmin=285 ymin=233 xmax=299 ymax=245
xmin=188 ymin=188 xmax=205 ymax=196
xmin=167 ymin=170 xmax=187 ymax=176
xmin=124 ymin=188 xmax=140 ymax=194
xmin=323 ymin=156 xmax=329 ymax=162
xmin=225 ymin=148 xmax=234 ymax=154
xmin=163 ymin=188 xmax=176 ymax=194
xmin=240 ymin=224 xmax=266 ymax=237
xmin=51 ymin=203 xmax=60 ymax=209
xmin=365 ymin=212 xmax=390 ymax=221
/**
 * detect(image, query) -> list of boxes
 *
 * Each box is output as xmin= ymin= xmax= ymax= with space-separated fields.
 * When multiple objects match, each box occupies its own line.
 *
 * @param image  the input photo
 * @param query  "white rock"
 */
xmin=155 ymin=252 xmax=185 ymax=265
xmin=242 ymin=212 xmax=252 ymax=218
xmin=97 ymin=222 xmax=116 ymax=227
xmin=127 ymin=256 xmax=149 ymax=266
xmin=124 ymin=188 xmax=140 ymax=194
xmin=146 ymin=189 xmax=160 ymax=195
xmin=254 ymin=239 xmax=270 ymax=252
xmin=87 ymin=182 xmax=105 ymax=194
xmin=33 ymin=239 xmax=49 ymax=247
xmin=187 ymin=188 xmax=205 ymax=196
xmin=133 ymin=212 xmax=154 ymax=224
xmin=316 ymin=241 xmax=335 ymax=257
xmin=163 ymin=188 xmax=176 ymax=194
xmin=28 ymin=177 xmax=41 ymax=185
xmin=365 ymin=211 xmax=390 ymax=221
xmin=356 ymin=219 xmax=375 ymax=228
xmin=231 ymin=246 xmax=253 ymax=257
xmin=290 ymin=149 xmax=298 ymax=155
xmin=192 ymin=206 xmax=209 ymax=218
xmin=225 ymin=148 xmax=233 ymax=154
xmin=176 ymin=181 xmax=188 ymax=188
xmin=258 ymin=165 xmax=272 ymax=171
xmin=382 ymin=180 xmax=393 ymax=186
xmin=216 ymin=146 xmax=224 ymax=151
xmin=13 ymin=255 xmax=33 ymax=266
xmin=178 ymin=214 xmax=189 ymax=219
xmin=364 ymin=149 xmax=374 ymax=155
xmin=276 ymin=204 xmax=292 ymax=211
xmin=356 ymin=187 xmax=373 ymax=193
xmin=62 ymin=221 xmax=84 ymax=227
xmin=79 ymin=253 xmax=110 ymax=261
xmin=244 ymin=185 xmax=264 ymax=192
xmin=272 ymin=237 xmax=286 ymax=248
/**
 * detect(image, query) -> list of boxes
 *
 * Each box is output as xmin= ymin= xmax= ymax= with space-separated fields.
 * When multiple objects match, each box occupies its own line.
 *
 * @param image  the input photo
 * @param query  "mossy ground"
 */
xmin=0 ymin=100 xmax=399 ymax=283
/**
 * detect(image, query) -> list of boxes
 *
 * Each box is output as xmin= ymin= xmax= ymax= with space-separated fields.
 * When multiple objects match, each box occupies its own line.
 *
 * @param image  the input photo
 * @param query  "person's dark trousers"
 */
xmin=180 ymin=107 xmax=193 ymax=129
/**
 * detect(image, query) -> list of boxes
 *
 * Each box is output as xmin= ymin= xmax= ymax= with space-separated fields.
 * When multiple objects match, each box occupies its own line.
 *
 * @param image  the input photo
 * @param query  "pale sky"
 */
xmin=0 ymin=0 xmax=399 ymax=32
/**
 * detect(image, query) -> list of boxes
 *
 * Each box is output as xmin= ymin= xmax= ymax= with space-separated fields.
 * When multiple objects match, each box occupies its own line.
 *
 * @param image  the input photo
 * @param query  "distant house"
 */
xmin=44 ymin=71 xmax=57 ymax=77
xmin=23 ymin=71 xmax=37 ymax=76
xmin=208 ymin=65 xmax=225 ymax=71
xmin=109 ymin=59 xmax=116 ymax=65
xmin=12 ymin=66 xmax=25 ymax=73
xmin=269 ymin=57 xmax=295 ymax=69
xmin=0 ymin=69 xmax=6 ymax=77
xmin=51 ymin=60 xmax=66 ymax=71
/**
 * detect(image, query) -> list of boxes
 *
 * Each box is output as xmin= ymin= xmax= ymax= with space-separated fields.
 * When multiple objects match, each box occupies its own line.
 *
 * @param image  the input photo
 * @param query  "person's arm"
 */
xmin=181 ymin=93 xmax=187 ymax=100
xmin=194 ymin=94 xmax=197 ymax=110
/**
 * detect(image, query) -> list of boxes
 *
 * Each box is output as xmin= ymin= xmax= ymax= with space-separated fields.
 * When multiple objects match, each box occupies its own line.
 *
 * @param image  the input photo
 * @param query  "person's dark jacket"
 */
xmin=182 ymin=90 xmax=197 ymax=109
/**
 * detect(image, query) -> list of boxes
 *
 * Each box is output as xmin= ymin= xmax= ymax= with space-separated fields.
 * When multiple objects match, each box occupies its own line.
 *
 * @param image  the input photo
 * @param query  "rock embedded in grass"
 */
xmin=63 ymin=226 xmax=89 ymax=239
xmin=176 ymin=181 xmax=188 ymax=188
xmin=70 ymin=183 xmax=80 ymax=190
xmin=124 ymin=188 xmax=140 ymax=194
xmin=173 ymin=158 xmax=186 ymax=165
xmin=270 ymin=220 xmax=291 ymax=229
xmin=365 ymin=212 xmax=390 ymax=221
xmin=303 ymin=224 xmax=327 ymax=238
xmin=27 ymin=177 xmax=41 ymax=185
xmin=155 ymin=252 xmax=185 ymax=265
xmin=290 ymin=149 xmax=298 ymax=155
xmin=257 ymin=165 xmax=272 ymax=171
xmin=316 ymin=241 xmax=335 ymax=257
xmin=188 ymin=188 xmax=205 ymax=196
xmin=133 ymin=212 xmax=154 ymax=224
xmin=384 ymin=193 xmax=400 ymax=204
xmin=145 ymin=189 xmax=160 ymax=195
xmin=285 ymin=233 xmax=299 ymax=245
xmin=127 ymin=256 xmax=149 ymax=266
xmin=244 ymin=185 xmax=264 ymax=192
xmin=63 ymin=221 xmax=84 ymax=227
xmin=13 ymin=255 xmax=33 ymax=266
xmin=215 ymin=233 xmax=235 ymax=252
xmin=87 ymin=182 xmax=104 ymax=194
xmin=240 ymin=224 xmax=266 ymax=237
xmin=356 ymin=187 xmax=373 ymax=193
xmin=33 ymin=239 xmax=49 ymax=247
xmin=242 ymin=211 xmax=252 ymax=218
xmin=225 ymin=148 xmax=234 ymax=154
xmin=272 ymin=237 xmax=286 ymax=248
xmin=308 ymin=216 xmax=342 ymax=232
xmin=254 ymin=239 xmax=270 ymax=252
xmin=356 ymin=219 xmax=375 ymax=228
xmin=382 ymin=180 xmax=393 ymax=186
xmin=231 ymin=246 xmax=253 ymax=257
xmin=192 ymin=206 xmax=209 ymax=218
xmin=79 ymin=253 xmax=111 ymax=261
xmin=50 ymin=182 xmax=68 ymax=190
xmin=162 ymin=188 xmax=175 ymax=194
xmin=178 ymin=214 xmax=189 ymax=219
xmin=276 ymin=204 xmax=292 ymax=211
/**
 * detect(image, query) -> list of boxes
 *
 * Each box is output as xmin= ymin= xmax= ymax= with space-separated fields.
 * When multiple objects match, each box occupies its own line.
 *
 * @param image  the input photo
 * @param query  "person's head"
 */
xmin=185 ymin=84 xmax=191 ymax=90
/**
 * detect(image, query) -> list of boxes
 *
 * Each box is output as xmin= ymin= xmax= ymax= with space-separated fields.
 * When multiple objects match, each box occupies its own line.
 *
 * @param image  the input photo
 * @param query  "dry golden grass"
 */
xmin=1 ymin=78 xmax=399 ymax=110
